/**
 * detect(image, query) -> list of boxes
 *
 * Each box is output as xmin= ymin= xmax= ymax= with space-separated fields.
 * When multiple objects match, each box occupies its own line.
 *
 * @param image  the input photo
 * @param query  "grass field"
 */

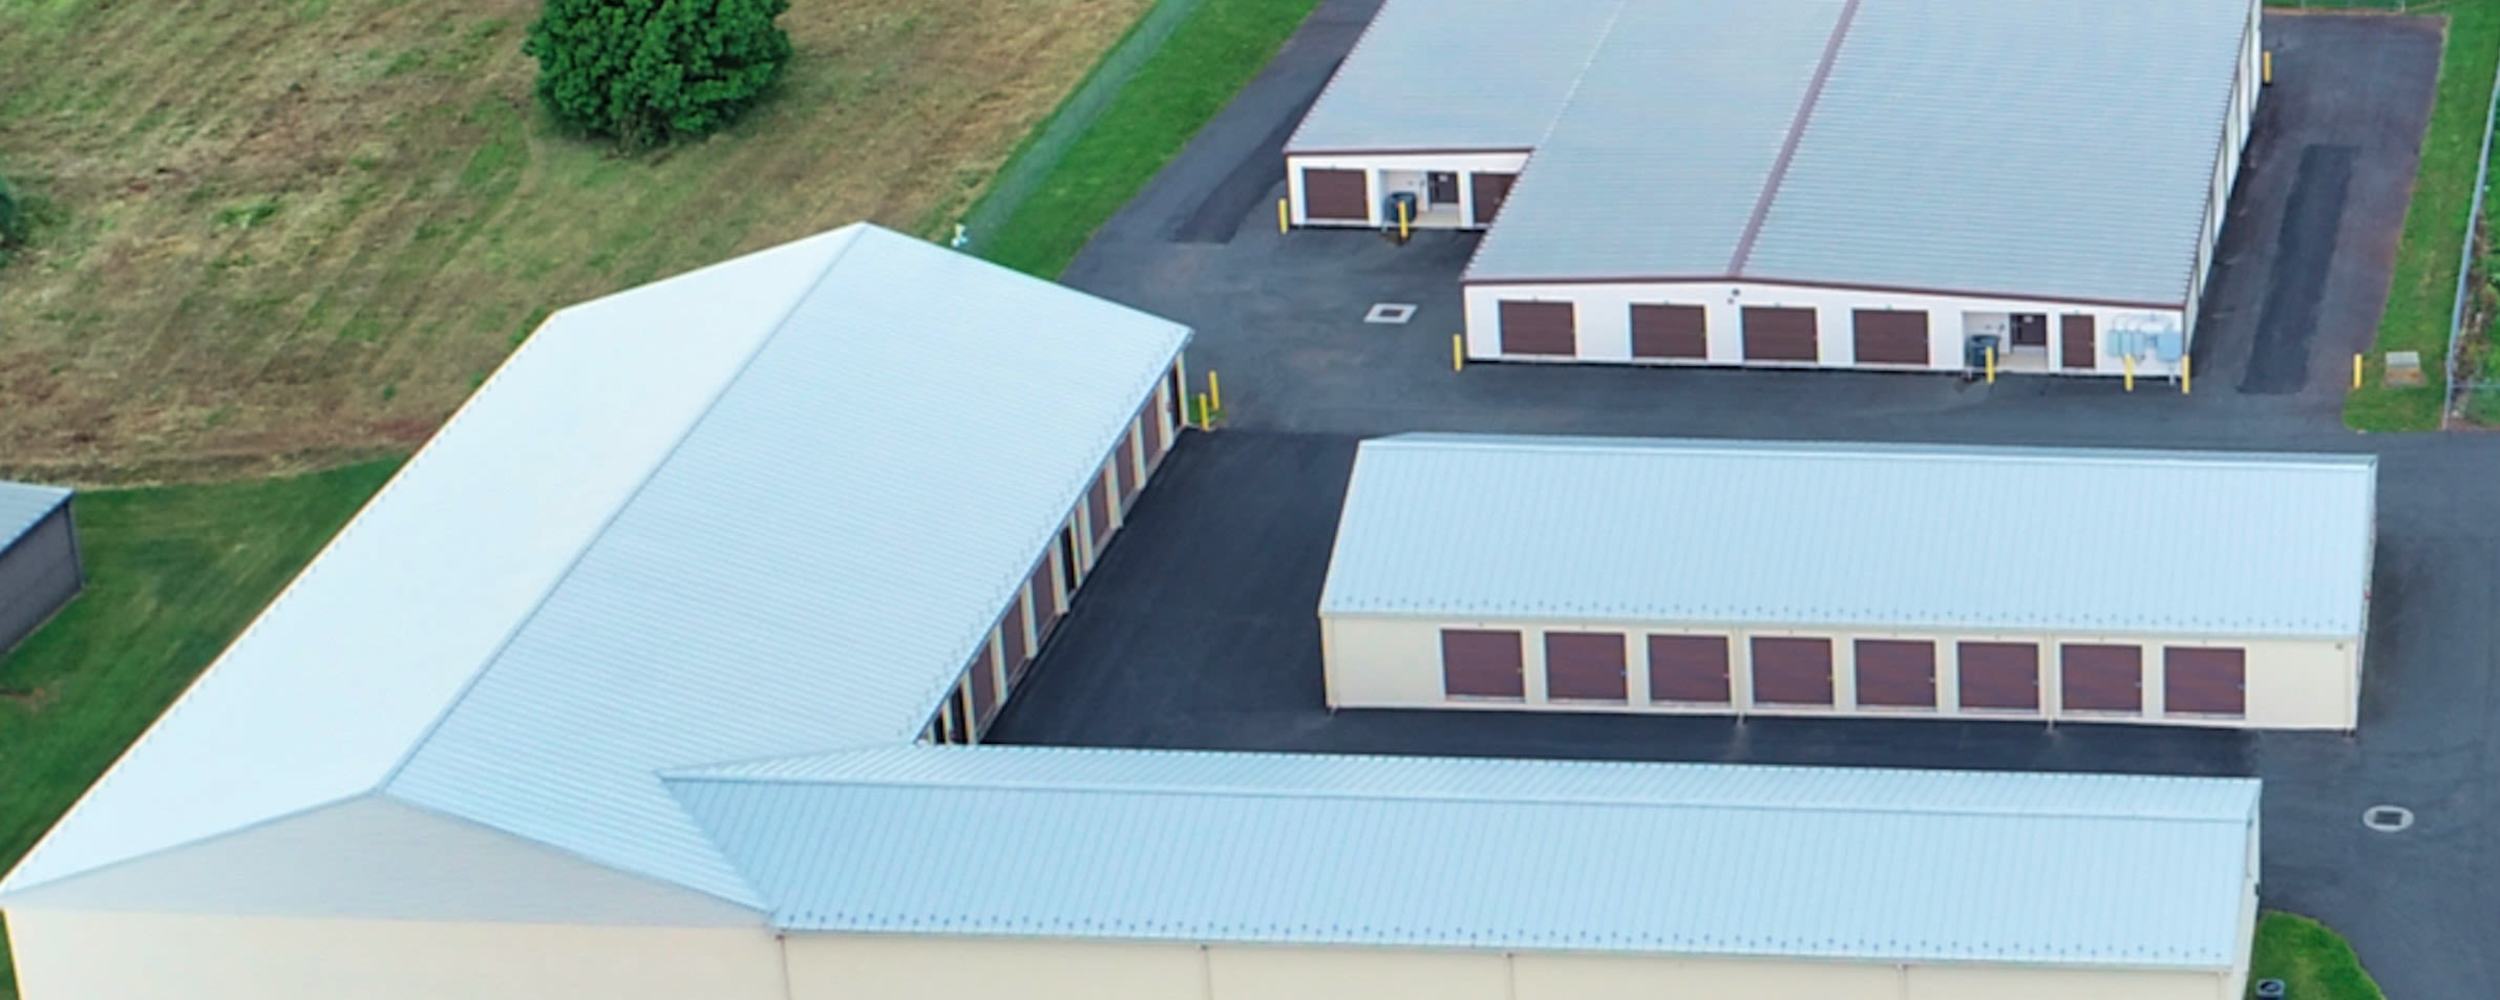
xmin=0 ymin=0 xmax=1152 ymax=482
xmin=2248 ymin=911 xmax=2386 ymax=998
xmin=2332 ymin=0 xmax=2500 ymax=430
xmin=0 ymin=459 xmax=400 ymax=996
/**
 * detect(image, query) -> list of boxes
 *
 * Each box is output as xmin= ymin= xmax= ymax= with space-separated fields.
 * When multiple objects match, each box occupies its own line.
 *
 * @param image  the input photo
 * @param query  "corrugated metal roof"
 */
xmin=0 ymin=481 xmax=71 ymax=548
xmin=0 ymin=224 xmax=1190 ymax=904
xmin=1321 ymin=435 xmax=2374 ymax=638
xmin=1284 ymin=0 xmax=1618 ymax=153
xmin=669 ymin=745 xmax=2260 ymax=968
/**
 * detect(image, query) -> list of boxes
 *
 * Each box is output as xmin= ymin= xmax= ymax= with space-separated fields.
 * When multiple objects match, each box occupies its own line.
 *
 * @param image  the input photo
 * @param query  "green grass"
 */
xmin=0 ymin=458 xmax=399 ymax=1000
xmin=975 ymin=0 xmax=1324 ymax=277
xmin=2248 ymin=911 xmax=2387 ymax=998
xmin=2338 ymin=0 xmax=2500 ymax=430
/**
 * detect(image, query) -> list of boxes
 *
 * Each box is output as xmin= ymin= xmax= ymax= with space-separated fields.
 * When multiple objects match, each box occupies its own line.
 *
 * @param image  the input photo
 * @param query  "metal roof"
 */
xmin=0 ymin=223 xmax=1191 ymax=903
xmin=0 ymin=481 xmax=70 ymax=548
xmin=1321 ymin=435 xmax=2375 ymax=638
xmin=670 ymin=744 xmax=2260 ymax=968
xmin=1306 ymin=0 xmax=2254 ymax=305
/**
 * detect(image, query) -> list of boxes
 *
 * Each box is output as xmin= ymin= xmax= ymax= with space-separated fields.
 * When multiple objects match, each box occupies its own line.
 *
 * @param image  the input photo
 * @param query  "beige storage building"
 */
xmin=1320 ymin=435 xmax=2377 ymax=730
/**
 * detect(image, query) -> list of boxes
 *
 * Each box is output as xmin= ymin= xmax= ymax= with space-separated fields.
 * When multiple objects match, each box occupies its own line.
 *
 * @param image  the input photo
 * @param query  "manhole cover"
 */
xmin=2362 ymin=805 xmax=2414 ymax=833
xmin=1364 ymin=303 xmax=1418 ymax=325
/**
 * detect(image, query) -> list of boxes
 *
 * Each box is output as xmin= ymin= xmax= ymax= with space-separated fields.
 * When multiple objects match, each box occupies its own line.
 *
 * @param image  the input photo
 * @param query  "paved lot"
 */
xmin=1011 ymin=4 xmax=2477 ymax=996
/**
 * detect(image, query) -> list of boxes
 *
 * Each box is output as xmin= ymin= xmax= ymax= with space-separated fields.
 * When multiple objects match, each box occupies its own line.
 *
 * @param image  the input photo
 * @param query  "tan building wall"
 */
xmin=5 ymin=908 xmax=789 ymax=1000
xmin=1322 ymin=611 xmax=2358 ymax=729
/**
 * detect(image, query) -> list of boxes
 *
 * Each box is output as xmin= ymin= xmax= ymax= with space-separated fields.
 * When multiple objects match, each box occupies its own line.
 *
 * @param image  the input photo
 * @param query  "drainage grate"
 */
xmin=1364 ymin=303 xmax=1418 ymax=325
xmin=2362 ymin=805 xmax=2415 ymax=833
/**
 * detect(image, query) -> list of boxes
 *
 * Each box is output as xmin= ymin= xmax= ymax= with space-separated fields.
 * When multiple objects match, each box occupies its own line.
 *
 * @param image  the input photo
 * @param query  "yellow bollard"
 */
xmin=2262 ymin=50 xmax=2273 ymax=86
xmin=2124 ymin=354 xmax=2136 ymax=392
xmin=1277 ymin=198 xmax=1289 ymax=235
xmin=1985 ymin=346 xmax=1996 ymax=384
xmin=1208 ymin=370 xmax=1223 ymax=412
xmin=2182 ymin=355 xmax=2192 ymax=395
xmin=1399 ymin=200 xmax=1412 ymax=242
xmin=2353 ymin=353 xmax=2364 ymax=390
xmin=1452 ymin=334 xmax=1466 ymax=372
xmin=1196 ymin=392 xmax=1213 ymax=430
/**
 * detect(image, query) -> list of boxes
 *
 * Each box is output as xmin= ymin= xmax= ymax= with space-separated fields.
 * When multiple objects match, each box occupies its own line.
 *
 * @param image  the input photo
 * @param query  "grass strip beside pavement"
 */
xmin=2341 ymin=0 xmax=2500 ymax=430
xmin=974 ymin=0 xmax=1325 ymax=277
xmin=2248 ymin=911 xmax=2387 ymax=998
xmin=0 ymin=458 xmax=400 ymax=1000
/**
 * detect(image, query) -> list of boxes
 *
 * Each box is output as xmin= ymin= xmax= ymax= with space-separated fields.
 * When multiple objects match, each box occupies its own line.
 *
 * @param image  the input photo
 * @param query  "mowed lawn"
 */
xmin=0 ymin=0 xmax=1151 ymax=482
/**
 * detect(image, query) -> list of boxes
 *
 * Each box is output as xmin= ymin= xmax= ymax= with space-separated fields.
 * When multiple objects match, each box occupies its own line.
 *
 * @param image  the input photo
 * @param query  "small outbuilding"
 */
xmin=0 ymin=482 xmax=81 ymax=655
xmin=1320 ymin=435 xmax=2377 ymax=730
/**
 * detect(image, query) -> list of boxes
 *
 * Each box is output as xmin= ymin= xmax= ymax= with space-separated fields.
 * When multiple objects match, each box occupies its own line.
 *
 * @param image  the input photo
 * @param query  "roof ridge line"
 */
xmin=1454 ymin=0 xmax=1630 ymax=282
xmin=1367 ymin=433 xmax=2380 ymax=469
xmin=1727 ymin=0 xmax=1863 ymax=276
xmin=374 ymin=229 xmax=873 ymax=794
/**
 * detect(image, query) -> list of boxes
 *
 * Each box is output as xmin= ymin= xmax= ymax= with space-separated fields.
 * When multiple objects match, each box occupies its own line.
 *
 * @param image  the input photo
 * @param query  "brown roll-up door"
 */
xmin=1442 ymin=629 xmax=1525 ymax=699
xmin=2062 ymin=644 xmax=2143 ymax=713
xmin=1028 ymin=557 xmax=1062 ymax=642
xmin=1498 ymin=301 xmax=1577 ymax=356
xmin=1000 ymin=599 xmax=1031 ymax=682
xmin=2060 ymin=315 xmax=2097 ymax=370
xmin=1116 ymin=427 xmax=1142 ymax=500
xmin=968 ymin=644 xmax=1001 ymax=727
xmin=1648 ymin=635 xmax=1731 ymax=703
xmin=1302 ymin=168 xmax=1368 ymax=221
xmin=1751 ymin=637 xmax=1833 ymax=705
xmin=1850 ymin=309 xmax=1929 ymax=366
xmin=1854 ymin=639 xmax=1936 ymax=708
xmin=2164 ymin=647 xmax=2247 ymax=716
xmin=1957 ymin=642 xmax=2039 ymax=711
xmin=1631 ymin=304 xmax=1708 ymax=360
xmin=1471 ymin=172 xmax=1516 ymax=226
xmin=1545 ymin=632 xmax=1627 ymax=702
xmin=1742 ymin=307 xmax=1819 ymax=362
xmin=1086 ymin=473 xmax=1114 ymax=556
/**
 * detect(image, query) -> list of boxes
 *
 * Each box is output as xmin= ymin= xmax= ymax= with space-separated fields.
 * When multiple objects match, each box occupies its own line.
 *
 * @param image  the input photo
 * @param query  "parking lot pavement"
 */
xmin=1061 ymin=12 xmax=2441 ymax=441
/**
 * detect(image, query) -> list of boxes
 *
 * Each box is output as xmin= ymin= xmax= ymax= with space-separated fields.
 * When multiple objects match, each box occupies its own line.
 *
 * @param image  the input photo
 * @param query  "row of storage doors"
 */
xmin=1301 ymin=168 xmax=1515 ymax=227
xmin=1440 ymin=627 xmax=2247 ymax=719
xmin=1497 ymin=301 xmax=2101 ymax=369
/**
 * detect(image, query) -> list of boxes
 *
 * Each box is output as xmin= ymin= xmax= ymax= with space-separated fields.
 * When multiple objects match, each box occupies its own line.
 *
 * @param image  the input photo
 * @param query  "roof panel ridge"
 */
xmin=1728 ymin=0 xmax=1863 ymax=276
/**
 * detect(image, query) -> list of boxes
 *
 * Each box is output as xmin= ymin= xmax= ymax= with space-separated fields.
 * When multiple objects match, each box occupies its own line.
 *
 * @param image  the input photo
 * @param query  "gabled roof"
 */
xmin=1322 ymin=434 xmax=2376 ymax=638
xmin=0 ymin=224 xmax=1190 ymax=905
xmin=0 ymin=481 xmax=71 ymax=547
xmin=669 ymin=744 xmax=2261 ymax=969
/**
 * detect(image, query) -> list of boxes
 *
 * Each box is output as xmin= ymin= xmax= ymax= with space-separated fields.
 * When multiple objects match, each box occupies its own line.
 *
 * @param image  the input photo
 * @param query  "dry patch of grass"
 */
xmin=0 ymin=0 xmax=1150 ymax=482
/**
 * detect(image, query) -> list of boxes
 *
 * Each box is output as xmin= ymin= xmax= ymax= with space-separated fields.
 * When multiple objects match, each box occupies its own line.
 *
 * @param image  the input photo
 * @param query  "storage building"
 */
xmin=0 ymin=482 xmax=81 ymax=655
xmin=1320 ymin=435 xmax=2376 ymax=730
xmin=1285 ymin=0 xmax=2262 ymax=377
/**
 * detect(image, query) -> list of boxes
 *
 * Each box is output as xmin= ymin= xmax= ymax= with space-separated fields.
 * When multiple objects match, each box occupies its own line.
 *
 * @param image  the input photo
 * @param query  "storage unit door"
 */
xmin=1750 ymin=637 xmax=1833 ymax=705
xmin=1471 ymin=172 xmax=1516 ymax=226
xmin=1631 ymin=304 xmax=1708 ymax=360
xmin=1498 ymin=301 xmax=1578 ymax=356
xmin=1302 ymin=168 xmax=1369 ymax=221
xmin=1851 ymin=309 xmax=1929 ymax=366
xmin=2164 ymin=647 xmax=2247 ymax=717
xmin=1116 ymin=426 xmax=1142 ymax=500
xmin=2062 ymin=644 xmax=2143 ymax=713
xmin=1544 ymin=632 xmax=1627 ymax=702
xmin=1442 ymin=629 xmax=1525 ymax=699
xmin=1648 ymin=635 xmax=1731 ymax=703
xmin=1000 ymin=600 xmax=1031 ymax=682
xmin=2061 ymin=315 xmax=2098 ymax=370
xmin=1957 ymin=641 xmax=2040 ymax=711
xmin=1028 ymin=558 xmax=1062 ymax=643
xmin=1853 ymin=639 xmax=1936 ymax=708
xmin=1742 ymin=307 xmax=1819 ymax=362
xmin=968 ymin=645 xmax=1002 ymax=727
xmin=1086 ymin=474 xmax=1115 ymax=556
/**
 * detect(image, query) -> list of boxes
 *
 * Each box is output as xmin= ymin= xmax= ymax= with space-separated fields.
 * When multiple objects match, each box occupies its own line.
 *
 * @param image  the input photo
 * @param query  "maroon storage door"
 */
xmin=1028 ymin=558 xmax=1062 ymax=643
xmin=1470 ymin=172 xmax=1516 ymax=226
xmin=1648 ymin=635 xmax=1731 ymax=703
xmin=1751 ymin=637 xmax=1833 ymax=705
xmin=1957 ymin=642 xmax=2040 ymax=711
xmin=1742 ymin=307 xmax=1819 ymax=362
xmin=2164 ymin=647 xmax=2247 ymax=716
xmin=1115 ymin=426 xmax=1142 ymax=501
xmin=2062 ymin=644 xmax=2143 ymax=713
xmin=1850 ymin=309 xmax=1929 ymax=366
xmin=1853 ymin=639 xmax=1936 ymax=708
xmin=1545 ymin=632 xmax=1627 ymax=702
xmin=1086 ymin=473 xmax=1115 ymax=556
xmin=1442 ymin=629 xmax=1525 ymax=699
xmin=1302 ymin=168 xmax=1368 ymax=221
xmin=1498 ymin=301 xmax=1577 ymax=356
xmin=1631 ymin=304 xmax=1708 ymax=360
xmin=2060 ymin=315 xmax=2098 ymax=370
xmin=999 ymin=600 xmax=1031 ymax=683
xmin=968 ymin=644 xmax=1001 ymax=728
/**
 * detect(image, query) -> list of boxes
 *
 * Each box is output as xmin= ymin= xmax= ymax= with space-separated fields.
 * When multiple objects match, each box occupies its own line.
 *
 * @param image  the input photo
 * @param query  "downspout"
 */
xmin=776 ymin=932 xmax=797 ymax=1000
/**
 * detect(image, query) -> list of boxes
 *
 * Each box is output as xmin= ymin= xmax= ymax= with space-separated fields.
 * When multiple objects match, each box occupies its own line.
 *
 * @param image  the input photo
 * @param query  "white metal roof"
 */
xmin=1310 ymin=0 xmax=2255 ymax=306
xmin=0 ymin=481 xmax=70 ymax=547
xmin=0 ymin=223 xmax=1191 ymax=904
xmin=1321 ymin=435 xmax=2375 ymax=638
xmin=670 ymin=744 xmax=2261 ymax=969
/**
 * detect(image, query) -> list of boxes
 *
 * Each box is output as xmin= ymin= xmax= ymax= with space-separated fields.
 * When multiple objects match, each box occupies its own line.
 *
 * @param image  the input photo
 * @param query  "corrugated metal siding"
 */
xmin=0 ymin=504 xmax=81 ymax=653
xmin=666 ymin=745 xmax=2260 ymax=967
xmin=0 ymin=481 xmax=70 ymax=544
xmin=1320 ymin=435 xmax=2375 ymax=638
xmin=1284 ymin=0 xmax=1620 ymax=153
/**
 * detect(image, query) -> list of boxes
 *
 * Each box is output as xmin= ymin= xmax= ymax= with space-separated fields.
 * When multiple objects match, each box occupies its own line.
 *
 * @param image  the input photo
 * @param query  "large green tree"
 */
xmin=525 ymin=0 xmax=793 ymax=148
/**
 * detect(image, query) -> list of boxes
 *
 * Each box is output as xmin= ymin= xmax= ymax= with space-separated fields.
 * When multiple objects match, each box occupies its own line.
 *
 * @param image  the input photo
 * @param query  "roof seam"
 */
xmin=1727 ymin=0 xmax=1862 ymax=276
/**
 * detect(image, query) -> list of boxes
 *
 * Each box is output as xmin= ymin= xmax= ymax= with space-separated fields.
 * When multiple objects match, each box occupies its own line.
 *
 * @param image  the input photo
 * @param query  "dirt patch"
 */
xmin=0 ymin=0 xmax=1152 ymax=483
